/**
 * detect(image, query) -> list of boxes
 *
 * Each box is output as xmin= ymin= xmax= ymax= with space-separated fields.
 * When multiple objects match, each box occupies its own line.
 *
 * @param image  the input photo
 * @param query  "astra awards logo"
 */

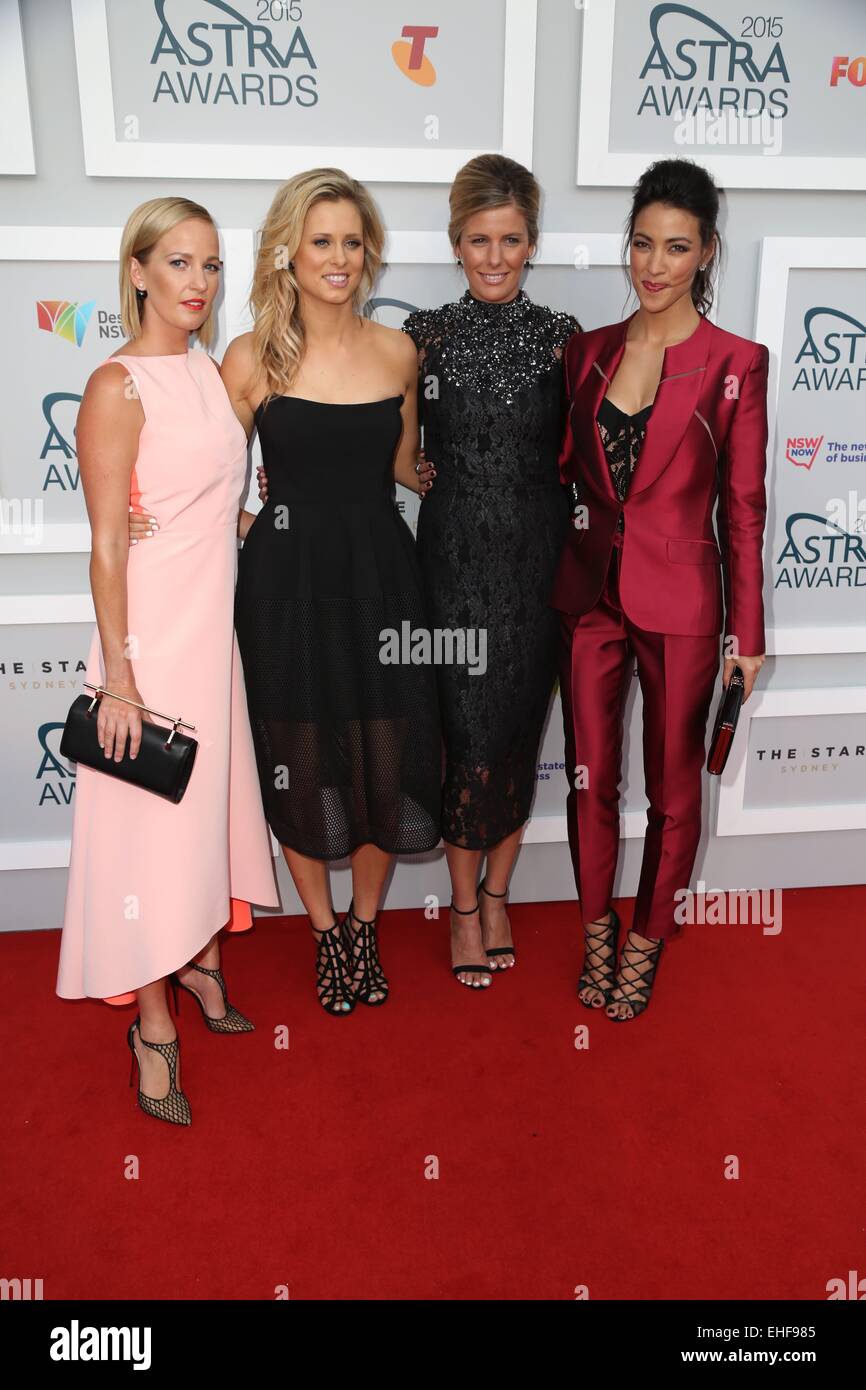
xmin=391 ymin=24 xmax=439 ymax=85
xmin=150 ymin=0 xmax=318 ymax=108
xmin=36 ymin=722 xmax=76 ymax=807
xmin=36 ymin=300 xmax=94 ymax=347
xmin=786 ymin=434 xmax=823 ymax=469
xmin=637 ymin=4 xmax=789 ymax=118
xmin=793 ymin=307 xmax=866 ymax=391
xmin=40 ymin=393 xmax=81 ymax=493
xmin=775 ymin=513 xmax=866 ymax=592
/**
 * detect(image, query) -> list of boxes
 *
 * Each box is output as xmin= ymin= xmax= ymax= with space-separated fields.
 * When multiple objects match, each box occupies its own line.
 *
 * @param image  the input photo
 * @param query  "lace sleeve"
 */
xmin=401 ymin=306 xmax=445 ymax=374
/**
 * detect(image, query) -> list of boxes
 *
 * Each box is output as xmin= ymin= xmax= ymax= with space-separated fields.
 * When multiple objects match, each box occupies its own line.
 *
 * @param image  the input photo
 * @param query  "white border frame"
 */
xmin=577 ymin=1 xmax=866 ymax=190
xmin=716 ymin=685 xmax=866 ymax=835
xmin=71 ymin=0 xmax=536 ymax=181
xmin=0 ymin=224 xmax=255 ymax=555
xmin=0 ymin=1 xmax=35 ymax=174
xmin=755 ymin=236 xmax=866 ymax=655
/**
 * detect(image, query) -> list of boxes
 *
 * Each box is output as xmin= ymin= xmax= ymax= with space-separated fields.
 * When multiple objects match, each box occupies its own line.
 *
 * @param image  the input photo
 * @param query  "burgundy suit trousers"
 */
xmin=558 ymin=531 xmax=720 ymax=941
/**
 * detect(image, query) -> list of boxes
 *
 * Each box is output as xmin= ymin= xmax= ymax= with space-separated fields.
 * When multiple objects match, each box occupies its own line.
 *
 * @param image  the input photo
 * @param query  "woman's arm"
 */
xmin=218 ymin=334 xmax=261 ymax=538
xmin=717 ymin=341 xmax=770 ymax=699
xmin=77 ymin=363 xmax=149 ymax=759
xmin=391 ymin=331 xmax=433 ymax=496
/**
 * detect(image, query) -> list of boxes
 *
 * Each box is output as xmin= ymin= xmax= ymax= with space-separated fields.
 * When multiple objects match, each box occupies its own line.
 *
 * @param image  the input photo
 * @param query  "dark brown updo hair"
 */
xmin=448 ymin=153 xmax=540 ymax=260
xmin=623 ymin=158 xmax=723 ymax=315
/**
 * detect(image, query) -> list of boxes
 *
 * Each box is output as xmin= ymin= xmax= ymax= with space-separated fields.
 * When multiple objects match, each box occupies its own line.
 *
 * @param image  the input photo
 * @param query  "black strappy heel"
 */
xmin=478 ymin=876 xmax=516 ymax=969
xmin=311 ymin=921 xmax=355 ymax=1015
xmin=450 ymin=899 xmax=493 ymax=989
xmin=127 ymin=1015 xmax=191 ymax=1126
xmin=578 ymin=907 xmax=620 ymax=1009
xmin=606 ymin=928 xmax=664 ymax=1021
xmin=341 ymin=900 xmax=389 ymax=1006
xmin=169 ymin=962 xmax=254 ymax=1033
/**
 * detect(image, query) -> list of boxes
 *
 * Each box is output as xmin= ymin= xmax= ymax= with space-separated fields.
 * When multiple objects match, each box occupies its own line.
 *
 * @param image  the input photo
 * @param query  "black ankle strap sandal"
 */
xmin=450 ymin=899 xmax=492 ymax=988
xmin=127 ymin=1015 xmax=191 ymax=1126
xmin=479 ymin=876 xmax=516 ymax=967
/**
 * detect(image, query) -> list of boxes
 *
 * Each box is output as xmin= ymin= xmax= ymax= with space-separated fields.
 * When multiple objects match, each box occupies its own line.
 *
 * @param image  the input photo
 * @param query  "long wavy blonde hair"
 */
xmin=248 ymin=168 xmax=385 ymax=407
xmin=118 ymin=197 xmax=218 ymax=349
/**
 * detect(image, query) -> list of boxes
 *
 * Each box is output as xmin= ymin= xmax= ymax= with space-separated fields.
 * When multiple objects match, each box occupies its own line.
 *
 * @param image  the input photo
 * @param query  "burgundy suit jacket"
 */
xmin=550 ymin=312 xmax=769 ymax=656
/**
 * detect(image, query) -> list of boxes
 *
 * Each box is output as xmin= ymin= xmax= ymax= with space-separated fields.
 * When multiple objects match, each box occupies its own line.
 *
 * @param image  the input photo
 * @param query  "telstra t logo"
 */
xmin=392 ymin=25 xmax=439 ymax=85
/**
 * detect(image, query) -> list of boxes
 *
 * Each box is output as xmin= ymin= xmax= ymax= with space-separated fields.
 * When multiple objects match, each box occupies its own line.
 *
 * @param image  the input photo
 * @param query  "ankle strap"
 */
xmin=480 ymin=877 xmax=507 ymax=898
xmin=348 ymin=900 xmax=378 ymax=928
xmin=450 ymin=899 xmax=479 ymax=915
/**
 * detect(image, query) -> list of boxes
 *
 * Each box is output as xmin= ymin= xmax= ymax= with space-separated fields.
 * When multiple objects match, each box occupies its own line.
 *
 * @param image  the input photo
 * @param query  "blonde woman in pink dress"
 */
xmin=56 ymin=198 xmax=279 ymax=1126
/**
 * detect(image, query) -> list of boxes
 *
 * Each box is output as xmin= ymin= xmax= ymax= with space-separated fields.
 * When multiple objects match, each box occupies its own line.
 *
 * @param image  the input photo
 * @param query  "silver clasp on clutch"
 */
xmin=83 ymin=682 xmax=197 ymax=743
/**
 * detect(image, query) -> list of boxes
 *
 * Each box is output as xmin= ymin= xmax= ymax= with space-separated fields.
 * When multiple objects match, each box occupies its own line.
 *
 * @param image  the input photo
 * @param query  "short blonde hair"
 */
xmin=118 ymin=197 xmax=218 ymax=349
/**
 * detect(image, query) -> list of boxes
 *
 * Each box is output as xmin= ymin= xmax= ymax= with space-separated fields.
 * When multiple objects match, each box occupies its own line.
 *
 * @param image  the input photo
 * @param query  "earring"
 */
xmin=288 ymin=260 xmax=295 ymax=271
xmin=524 ymin=259 xmax=532 ymax=268
xmin=455 ymin=258 xmax=463 ymax=268
xmin=135 ymin=286 xmax=147 ymax=299
xmin=698 ymin=263 xmax=707 ymax=271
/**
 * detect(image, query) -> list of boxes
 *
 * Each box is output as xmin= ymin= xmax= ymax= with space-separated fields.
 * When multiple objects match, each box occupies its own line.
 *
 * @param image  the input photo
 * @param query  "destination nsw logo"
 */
xmin=775 ymin=513 xmax=865 ymax=592
xmin=793 ymin=308 xmax=866 ymax=391
xmin=637 ymin=3 xmax=789 ymax=118
xmin=150 ymin=0 xmax=318 ymax=108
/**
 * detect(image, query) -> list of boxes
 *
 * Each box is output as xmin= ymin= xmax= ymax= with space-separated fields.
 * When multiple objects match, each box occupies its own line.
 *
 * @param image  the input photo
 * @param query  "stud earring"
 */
xmin=698 ymin=263 xmax=707 ymax=271
xmin=455 ymin=258 xmax=463 ymax=268
xmin=288 ymin=260 xmax=295 ymax=271
xmin=135 ymin=286 xmax=147 ymax=299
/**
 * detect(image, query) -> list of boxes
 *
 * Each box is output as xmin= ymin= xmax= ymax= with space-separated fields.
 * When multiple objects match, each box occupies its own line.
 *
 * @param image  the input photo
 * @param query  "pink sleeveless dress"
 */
xmin=56 ymin=348 xmax=279 ymax=1004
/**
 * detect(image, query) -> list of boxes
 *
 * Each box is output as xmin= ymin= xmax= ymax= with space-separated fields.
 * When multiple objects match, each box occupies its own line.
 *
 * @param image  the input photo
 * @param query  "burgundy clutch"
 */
xmin=706 ymin=666 xmax=745 ymax=775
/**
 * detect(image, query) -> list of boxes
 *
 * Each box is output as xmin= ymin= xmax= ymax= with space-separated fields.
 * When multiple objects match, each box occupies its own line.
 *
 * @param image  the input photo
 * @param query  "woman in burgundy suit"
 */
xmin=552 ymin=159 xmax=768 ymax=1020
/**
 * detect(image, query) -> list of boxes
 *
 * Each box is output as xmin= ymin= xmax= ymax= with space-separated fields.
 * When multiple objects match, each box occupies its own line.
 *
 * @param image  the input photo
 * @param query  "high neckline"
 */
xmin=459 ymin=288 xmax=530 ymax=317
xmin=113 ymin=350 xmax=191 ymax=359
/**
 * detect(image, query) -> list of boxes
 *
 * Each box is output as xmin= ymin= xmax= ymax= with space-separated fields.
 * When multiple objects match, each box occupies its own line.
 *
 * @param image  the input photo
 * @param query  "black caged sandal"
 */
xmin=341 ymin=901 xmax=389 ymax=1006
xmin=311 ymin=921 xmax=356 ymax=1015
xmin=577 ymin=907 xmax=620 ymax=1009
xmin=606 ymin=929 xmax=665 ymax=1021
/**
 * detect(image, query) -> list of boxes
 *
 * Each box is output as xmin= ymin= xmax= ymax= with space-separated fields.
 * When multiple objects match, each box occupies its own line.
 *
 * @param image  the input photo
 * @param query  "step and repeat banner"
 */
xmin=1 ymin=0 xmax=864 ymax=880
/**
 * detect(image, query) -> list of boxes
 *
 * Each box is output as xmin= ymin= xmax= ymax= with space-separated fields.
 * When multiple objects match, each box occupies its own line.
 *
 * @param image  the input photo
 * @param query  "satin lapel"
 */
xmin=570 ymin=316 xmax=633 ymax=502
xmin=628 ymin=314 xmax=713 ymax=497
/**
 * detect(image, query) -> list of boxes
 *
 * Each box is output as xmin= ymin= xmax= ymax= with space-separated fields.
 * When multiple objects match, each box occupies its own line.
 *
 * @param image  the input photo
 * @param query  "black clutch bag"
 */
xmin=706 ymin=666 xmax=745 ymax=775
xmin=60 ymin=682 xmax=198 ymax=803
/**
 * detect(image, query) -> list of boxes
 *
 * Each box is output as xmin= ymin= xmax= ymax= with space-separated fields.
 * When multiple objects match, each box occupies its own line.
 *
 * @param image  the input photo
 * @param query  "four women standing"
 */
xmin=58 ymin=154 xmax=769 ymax=1122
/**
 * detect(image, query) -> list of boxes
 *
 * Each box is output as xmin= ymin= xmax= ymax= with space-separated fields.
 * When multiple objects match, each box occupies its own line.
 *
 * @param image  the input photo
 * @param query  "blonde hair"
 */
xmin=448 ymin=154 xmax=540 ymax=259
xmin=248 ymin=168 xmax=385 ymax=405
xmin=118 ymin=197 xmax=218 ymax=349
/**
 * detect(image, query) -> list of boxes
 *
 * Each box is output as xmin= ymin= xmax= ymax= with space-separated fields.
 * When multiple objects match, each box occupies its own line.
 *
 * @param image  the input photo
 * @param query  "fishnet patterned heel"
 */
xmin=341 ymin=901 xmax=389 ymax=1005
xmin=127 ymin=1016 xmax=191 ymax=1126
xmin=169 ymin=963 xmax=254 ymax=1033
xmin=479 ymin=876 xmax=515 ymax=968
xmin=450 ymin=900 xmax=492 ymax=989
xmin=607 ymin=929 xmax=665 ymax=1021
xmin=312 ymin=921 xmax=355 ymax=1015
xmin=578 ymin=907 xmax=620 ymax=1009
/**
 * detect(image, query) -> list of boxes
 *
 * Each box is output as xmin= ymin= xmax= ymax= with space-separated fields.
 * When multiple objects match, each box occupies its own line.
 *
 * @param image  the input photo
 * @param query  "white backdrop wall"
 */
xmin=2 ymin=0 xmax=865 ymax=932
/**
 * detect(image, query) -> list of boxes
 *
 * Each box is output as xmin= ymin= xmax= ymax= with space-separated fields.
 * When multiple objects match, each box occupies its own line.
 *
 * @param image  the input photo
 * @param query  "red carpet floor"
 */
xmin=2 ymin=885 xmax=863 ymax=1301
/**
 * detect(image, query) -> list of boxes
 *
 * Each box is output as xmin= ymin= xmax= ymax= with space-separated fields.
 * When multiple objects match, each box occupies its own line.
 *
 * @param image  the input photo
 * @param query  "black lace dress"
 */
xmin=402 ymin=289 xmax=580 ymax=848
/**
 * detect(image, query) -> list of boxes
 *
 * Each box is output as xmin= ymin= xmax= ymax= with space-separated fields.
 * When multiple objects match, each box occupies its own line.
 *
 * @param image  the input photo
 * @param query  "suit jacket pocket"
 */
xmin=666 ymin=537 xmax=722 ymax=565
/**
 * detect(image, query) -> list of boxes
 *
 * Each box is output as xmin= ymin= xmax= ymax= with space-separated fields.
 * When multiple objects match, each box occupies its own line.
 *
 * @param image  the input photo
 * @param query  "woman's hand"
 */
xmin=128 ymin=505 xmax=158 ymax=544
xmin=724 ymin=653 xmax=765 ymax=701
xmin=97 ymin=680 xmax=152 ymax=761
xmin=256 ymin=464 xmax=269 ymax=503
xmin=394 ymin=447 xmax=436 ymax=497
xmin=414 ymin=448 xmax=436 ymax=498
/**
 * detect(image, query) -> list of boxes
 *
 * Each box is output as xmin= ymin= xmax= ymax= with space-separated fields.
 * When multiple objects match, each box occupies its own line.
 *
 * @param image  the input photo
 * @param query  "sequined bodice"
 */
xmin=402 ymin=289 xmax=580 ymax=491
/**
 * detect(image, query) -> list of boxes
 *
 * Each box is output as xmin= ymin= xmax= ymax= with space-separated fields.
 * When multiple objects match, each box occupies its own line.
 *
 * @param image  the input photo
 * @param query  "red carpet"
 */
xmin=2 ymin=885 xmax=863 ymax=1300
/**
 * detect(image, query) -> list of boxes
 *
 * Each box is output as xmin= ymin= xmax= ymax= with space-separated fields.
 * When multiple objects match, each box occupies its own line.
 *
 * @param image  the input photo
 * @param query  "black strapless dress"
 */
xmin=234 ymin=394 xmax=441 ymax=860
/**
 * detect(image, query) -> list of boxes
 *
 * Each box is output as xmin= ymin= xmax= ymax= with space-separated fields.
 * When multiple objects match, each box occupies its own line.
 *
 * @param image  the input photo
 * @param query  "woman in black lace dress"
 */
xmin=401 ymin=155 xmax=581 ymax=988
